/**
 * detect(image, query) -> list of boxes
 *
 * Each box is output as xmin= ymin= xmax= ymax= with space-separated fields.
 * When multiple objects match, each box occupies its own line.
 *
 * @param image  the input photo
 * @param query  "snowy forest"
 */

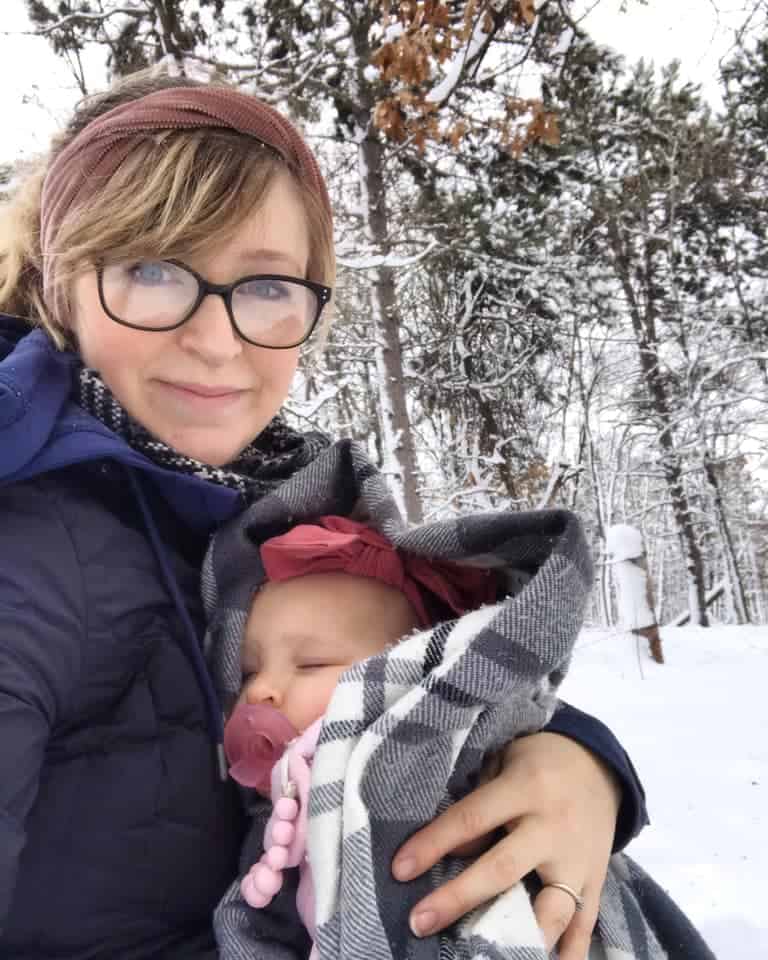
xmin=17 ymin=0 xmax=768 ymax=629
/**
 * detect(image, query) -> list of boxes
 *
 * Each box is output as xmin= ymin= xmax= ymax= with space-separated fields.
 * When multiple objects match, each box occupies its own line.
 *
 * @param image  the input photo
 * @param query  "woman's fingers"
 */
xmin=392 ymin=730 xmax=619 ymax=948
xmin=505 ymin=732 xmax=617 ymax=957
xmin=533 ymin=880 xmax=584 ymax=952
xmin=392 ymin=776 xmax=527 ymax=884
xmin=404 ymin=818 xmax=547 ymax=937
xmin=546 ymin=881 xmax=601 ymax=960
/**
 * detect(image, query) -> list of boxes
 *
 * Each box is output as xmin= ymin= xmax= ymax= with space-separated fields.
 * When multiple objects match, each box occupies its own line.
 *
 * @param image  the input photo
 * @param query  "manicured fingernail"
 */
xmin=410 ymin=909 xmax=437 ymax=937
xmin=393 ymin=856 xmax=416 ymax=880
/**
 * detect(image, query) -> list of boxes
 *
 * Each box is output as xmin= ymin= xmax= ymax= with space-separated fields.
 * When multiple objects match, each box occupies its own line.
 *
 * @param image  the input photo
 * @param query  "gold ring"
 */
xmin=543 ymin=882 xmax=584 ymax=912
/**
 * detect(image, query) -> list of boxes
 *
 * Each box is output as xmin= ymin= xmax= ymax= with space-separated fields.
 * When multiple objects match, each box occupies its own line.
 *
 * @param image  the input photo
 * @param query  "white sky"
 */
xmin=0 ymin=2 xmax=106 ymax=164
xmin=575 ymin=0 xmax=757 ymax=100
xmin=0 ymin=0 xmax=758 ymax=165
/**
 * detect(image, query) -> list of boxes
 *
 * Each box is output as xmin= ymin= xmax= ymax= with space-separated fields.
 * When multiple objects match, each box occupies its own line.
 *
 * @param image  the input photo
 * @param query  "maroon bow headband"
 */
xmin=40 ymin=85 xmax=332 ymax=309
xmin=259 ymin=516 xmax=497 ymax=628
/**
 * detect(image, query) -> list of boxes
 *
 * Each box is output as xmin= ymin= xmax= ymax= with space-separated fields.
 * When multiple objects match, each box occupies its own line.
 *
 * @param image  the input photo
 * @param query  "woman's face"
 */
xmin=70 ymin=171 xmax=310 ymax=466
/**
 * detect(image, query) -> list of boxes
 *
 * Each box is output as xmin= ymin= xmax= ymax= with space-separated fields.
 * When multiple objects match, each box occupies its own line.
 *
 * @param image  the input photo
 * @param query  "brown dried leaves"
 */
xmin=370 ymin=1 xmax=558 ymax=157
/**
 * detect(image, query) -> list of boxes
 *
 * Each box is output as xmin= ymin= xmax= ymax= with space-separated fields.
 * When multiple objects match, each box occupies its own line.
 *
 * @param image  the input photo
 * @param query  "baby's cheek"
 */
xmin=304 ymin=674 xmax=339 ymax=722
xmin=321 ymin=670 xmax=347 ymax=708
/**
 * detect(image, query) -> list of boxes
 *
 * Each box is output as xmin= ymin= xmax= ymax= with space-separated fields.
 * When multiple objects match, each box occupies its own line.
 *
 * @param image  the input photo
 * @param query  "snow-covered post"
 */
xmin=606 ymin=524 xmax=664 ymax=664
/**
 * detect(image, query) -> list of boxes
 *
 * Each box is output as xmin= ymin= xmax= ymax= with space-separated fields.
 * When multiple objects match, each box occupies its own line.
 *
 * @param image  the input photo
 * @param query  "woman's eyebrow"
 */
xmin=234 ymin=248 xmax=305 ymax=274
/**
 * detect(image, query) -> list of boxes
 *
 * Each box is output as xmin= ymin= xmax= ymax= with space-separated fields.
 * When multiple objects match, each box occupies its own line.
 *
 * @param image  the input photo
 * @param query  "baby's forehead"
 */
xmin=244 ymin=572 xmax=418 ymax=652
xmin=251 ymin=570 xmax=410 ymax=608
xmin=241 ymin=617 xmax=382 ymax=665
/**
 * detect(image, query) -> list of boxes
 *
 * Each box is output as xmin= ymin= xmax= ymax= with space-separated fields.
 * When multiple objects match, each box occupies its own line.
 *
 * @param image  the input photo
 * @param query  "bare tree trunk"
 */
xmin=606 ymin=219 xmax=709 ymax=625
xmin=357 ymin=133 xmax=423 ymax=523
xmin=656 ymin=543 xmax=667 ymax=625
xmin=744 ymin=522 xmax=766 ymax=623
xmin=586 ymin=434 xmax=613 ymax=626
xmin=671 ymin=581 xmax=726 ymax=625
xmin=474 ymin=394 xmax=519 ymax=501
xmin=633 ymin=553 xmax=665 ymax=664
xmin=153 ymin=0 xmax=189 ymax=72
xmin=703 ymin=455 xmax=750 ymax=623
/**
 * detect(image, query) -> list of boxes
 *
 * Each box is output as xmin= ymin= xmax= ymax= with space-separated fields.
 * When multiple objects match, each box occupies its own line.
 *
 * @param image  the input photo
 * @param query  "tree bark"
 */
xmin=632 ymin=554 xmax=665 ymax=664
xmin=358 ymin=132 xmax=423 ymax=523
xmin=703 ymin=455 xmax=750 ymax=623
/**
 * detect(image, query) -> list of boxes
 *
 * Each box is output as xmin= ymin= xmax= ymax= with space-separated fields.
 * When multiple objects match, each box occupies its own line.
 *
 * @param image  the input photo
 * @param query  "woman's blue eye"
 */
xmin=128 ymin=261 xmax=174 ymax=285
xmin=237 ymin=279 xmax=289 ymax=300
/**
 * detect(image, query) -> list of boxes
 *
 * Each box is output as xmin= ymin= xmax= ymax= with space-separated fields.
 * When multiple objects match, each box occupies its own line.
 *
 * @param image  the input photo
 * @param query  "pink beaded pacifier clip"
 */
xmin=241 ymin=753 xmax=301 ymax=906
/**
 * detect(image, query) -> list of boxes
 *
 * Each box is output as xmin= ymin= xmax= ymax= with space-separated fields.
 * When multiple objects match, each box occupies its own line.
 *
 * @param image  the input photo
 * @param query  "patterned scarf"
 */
xmin=77 ymin=367 xmax=329 ymax=499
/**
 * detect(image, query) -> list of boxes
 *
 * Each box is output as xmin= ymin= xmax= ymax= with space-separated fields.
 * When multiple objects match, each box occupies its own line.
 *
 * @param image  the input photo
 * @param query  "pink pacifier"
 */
xmin=223 ymin=702 xmax=298 ymax=793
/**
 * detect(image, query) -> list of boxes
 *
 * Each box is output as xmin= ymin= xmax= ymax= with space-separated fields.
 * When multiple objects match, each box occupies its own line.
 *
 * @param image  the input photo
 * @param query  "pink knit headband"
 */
xmin=259 ymin=516 xmax=497 ymax=628
xmin=39 ymin=86 xmax=332 ymax=310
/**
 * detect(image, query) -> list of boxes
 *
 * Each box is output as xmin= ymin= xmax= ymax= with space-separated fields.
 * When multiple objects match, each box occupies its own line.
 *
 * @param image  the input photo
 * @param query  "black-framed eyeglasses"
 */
xmin=96 ymin=258 xmax=332 ymax=349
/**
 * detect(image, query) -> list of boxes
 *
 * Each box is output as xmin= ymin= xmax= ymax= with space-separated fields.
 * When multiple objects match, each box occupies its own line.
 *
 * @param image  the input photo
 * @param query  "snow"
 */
xmin=425 ymin=14 xmax=489 ymax=105
xmin=337 ymin=240 xmax=437 ymax=271
xmin=604 ymin=525 xmax=656 ymax=629
xmin=611 ymin=560 xmax=656 ymax=629
xmin=606 ymin=523 xmax=644 ymax=561
xmin=560 ymin=625 xmax=768 ymax=960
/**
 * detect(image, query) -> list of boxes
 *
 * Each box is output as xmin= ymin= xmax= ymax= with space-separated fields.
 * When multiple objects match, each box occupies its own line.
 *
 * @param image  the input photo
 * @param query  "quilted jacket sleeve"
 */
xmin=0 ymin=482 xmax=85 ymax=932
xmin=546 ymin=700 xmax=649 ymax=852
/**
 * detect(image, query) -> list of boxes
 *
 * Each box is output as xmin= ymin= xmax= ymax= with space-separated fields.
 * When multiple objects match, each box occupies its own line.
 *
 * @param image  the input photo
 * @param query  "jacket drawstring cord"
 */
xmin=126 ymin=466 xmax=228 ymax=781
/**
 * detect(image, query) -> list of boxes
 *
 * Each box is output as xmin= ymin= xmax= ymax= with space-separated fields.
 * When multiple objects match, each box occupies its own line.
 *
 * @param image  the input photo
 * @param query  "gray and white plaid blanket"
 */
xmin=203 ymin=439 xmax=715 ymax=960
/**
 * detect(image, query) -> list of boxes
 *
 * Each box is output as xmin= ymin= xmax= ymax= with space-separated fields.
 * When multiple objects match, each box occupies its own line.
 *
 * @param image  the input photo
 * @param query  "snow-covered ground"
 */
xmin=560 ymin=625 xmax=768 ymax=960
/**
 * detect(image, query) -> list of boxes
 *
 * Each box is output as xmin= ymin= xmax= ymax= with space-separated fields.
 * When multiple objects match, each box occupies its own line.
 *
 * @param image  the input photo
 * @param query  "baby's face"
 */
xmin=238 ymin=572 xmax=420 ymax=732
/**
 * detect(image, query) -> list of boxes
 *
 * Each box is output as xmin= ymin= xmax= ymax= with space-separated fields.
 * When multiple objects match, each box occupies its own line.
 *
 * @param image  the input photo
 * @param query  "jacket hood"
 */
xmin=0 ymin=315 xmax=239 ymax=532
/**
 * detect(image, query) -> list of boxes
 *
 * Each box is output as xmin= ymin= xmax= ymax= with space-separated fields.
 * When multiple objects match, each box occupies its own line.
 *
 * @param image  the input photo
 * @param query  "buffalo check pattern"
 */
xmin=204 ymin=439 xmax=715 ymax=960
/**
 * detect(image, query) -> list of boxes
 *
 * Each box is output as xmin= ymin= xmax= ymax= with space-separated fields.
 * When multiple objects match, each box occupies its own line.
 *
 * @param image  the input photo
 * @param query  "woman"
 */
xmin=0 ymin=71 xmax=646 ymax=959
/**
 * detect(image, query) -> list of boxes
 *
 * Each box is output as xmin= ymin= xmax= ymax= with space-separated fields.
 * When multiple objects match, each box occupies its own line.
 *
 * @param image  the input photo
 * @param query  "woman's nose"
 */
xmin=244 ymin=672 xmax=283 ymax=708
xmin=177 ymin=293 xmax=243 ymax=365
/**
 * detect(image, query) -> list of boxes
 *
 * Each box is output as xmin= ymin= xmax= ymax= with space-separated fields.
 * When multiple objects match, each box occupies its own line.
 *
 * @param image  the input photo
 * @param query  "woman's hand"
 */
xmin=391 ymin=731 xmax=622 ymax=960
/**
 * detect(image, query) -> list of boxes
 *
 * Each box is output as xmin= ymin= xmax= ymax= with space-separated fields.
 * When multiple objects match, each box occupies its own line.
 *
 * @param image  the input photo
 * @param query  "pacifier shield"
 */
xmin=223 ymin=703 xmax=298 ymax=792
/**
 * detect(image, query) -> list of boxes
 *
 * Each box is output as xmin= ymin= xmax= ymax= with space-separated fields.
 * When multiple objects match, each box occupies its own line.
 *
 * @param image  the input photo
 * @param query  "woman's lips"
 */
xmin=155 ymin=379 xmax=248 ymax=410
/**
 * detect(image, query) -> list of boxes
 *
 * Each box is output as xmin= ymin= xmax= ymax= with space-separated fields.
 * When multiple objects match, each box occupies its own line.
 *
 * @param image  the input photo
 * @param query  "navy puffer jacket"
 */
xmin=0 ymin=318 xmax=646 ymax=958
xmin=0 ymin=319 xmax=249 ymax=958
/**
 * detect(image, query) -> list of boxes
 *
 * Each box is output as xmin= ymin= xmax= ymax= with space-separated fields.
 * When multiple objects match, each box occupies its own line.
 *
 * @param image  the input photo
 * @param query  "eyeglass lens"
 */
xmin=100 ymin=260 xmax=318 ymax=347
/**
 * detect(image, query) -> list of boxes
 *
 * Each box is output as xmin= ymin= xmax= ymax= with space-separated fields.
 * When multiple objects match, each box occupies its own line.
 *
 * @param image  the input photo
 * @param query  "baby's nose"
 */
xmin=244 ymin=673 xmax=283 ymax=707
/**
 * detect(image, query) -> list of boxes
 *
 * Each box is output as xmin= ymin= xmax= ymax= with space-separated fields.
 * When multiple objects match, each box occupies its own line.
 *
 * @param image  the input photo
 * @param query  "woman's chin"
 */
xmin=136 ymin=382 xmax=273 ymax=467
xmin=149 ymin=423 xmax=252 ymax=467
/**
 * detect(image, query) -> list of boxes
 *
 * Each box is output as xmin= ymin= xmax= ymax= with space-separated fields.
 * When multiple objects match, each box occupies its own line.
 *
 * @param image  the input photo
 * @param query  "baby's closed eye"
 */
xmin=296 ymin=660 xmax=346 ymax=671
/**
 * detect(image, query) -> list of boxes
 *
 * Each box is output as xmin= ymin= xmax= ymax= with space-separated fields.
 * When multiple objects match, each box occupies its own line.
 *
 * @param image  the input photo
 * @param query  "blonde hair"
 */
xmin=0 ymin=71 xmax=335 ymax=348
